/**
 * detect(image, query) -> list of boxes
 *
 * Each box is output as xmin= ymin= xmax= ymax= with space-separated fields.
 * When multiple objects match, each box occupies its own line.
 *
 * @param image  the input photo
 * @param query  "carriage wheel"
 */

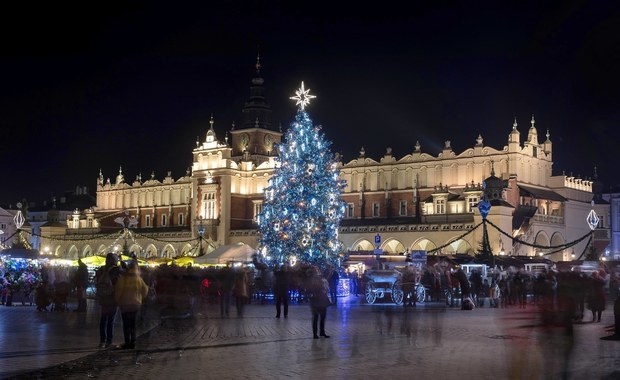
xmin=365 ymin=282 xmax=377 ymax=304
xmin=391 ymin=280 xmax=404 ymax=305
xmin=416 ymin=284 xmax=426 ymax=303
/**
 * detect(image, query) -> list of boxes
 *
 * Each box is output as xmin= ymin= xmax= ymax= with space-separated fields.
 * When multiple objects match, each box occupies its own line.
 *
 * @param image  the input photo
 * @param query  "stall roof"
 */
xmin=193 ymin=243 xmax=256 ymax=265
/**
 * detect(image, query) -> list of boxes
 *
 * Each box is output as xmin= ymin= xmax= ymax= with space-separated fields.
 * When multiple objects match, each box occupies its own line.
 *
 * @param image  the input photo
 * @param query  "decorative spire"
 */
xmin=545 ymin=128 xmax=551 ymax=141
xmin=359 ymin=146 xmax=365 ymax=157
xmin=414 ymin=140 xmax=421 ymax=152
xmin=225 ymin=131 xmax=229 ymax=145
xmin=255 ymin=52 xmax=261 ymax=75
xmin=209 ymin=114 xmax=215 ymax=131
xmin=196 ymin=136 xmax=199 ymax=147
xmin=231 ymin=121 xmax=235 ymax=131
xmin=513 ymin=117 xmax=518 ymax=131
xmin=530 ymin=114 xmax=535 ymax=129
xmin=476 ymin=134 xmax=483 ymax=146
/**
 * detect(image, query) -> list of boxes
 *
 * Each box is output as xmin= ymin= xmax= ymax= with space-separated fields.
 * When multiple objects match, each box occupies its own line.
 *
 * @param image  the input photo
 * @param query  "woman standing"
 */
xmin=115 ymin=261 xmax=149 ymax=349
xmin=308 ymin=266 xmax=331 ymax=339
xmin=233 ymin=267 xmax=250 ymax=317
xmin=588 ymin=270 xmax=606 ymax=322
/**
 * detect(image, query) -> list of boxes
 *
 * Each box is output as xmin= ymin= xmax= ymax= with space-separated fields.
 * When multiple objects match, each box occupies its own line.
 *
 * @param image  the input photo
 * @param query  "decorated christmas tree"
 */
xmin=257 ymin=82 xmax=346 ymax=268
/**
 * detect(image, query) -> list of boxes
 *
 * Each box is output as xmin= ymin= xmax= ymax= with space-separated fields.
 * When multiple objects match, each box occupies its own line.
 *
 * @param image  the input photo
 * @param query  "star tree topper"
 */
xmin=289 ymin=81 xmax=316 ymax=110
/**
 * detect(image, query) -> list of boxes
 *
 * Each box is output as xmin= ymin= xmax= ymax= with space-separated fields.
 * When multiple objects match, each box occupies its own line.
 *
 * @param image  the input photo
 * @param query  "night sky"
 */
xmin=1 ymin=1 xmax=619 ymax=206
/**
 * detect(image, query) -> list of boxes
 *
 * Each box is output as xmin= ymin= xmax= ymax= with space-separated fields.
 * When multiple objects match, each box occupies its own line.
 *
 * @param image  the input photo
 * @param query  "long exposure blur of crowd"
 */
xmin=2 ymin=251 xmax=619 ymax=376
xmin=3 ymin=253 xmax=617 ymax=325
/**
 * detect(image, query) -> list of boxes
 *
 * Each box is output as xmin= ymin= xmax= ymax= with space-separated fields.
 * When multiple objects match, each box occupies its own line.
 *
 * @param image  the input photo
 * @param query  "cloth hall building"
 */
xmin=40 ymin=59 xmax=610 ymax=264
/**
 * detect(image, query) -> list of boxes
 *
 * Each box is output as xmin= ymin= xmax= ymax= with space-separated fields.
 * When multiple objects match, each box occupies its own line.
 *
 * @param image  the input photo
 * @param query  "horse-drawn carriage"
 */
xmin=363 ymin=269 xmax=404 ymax=305
xmin=363 ymin=268 xmax=427 ymax=305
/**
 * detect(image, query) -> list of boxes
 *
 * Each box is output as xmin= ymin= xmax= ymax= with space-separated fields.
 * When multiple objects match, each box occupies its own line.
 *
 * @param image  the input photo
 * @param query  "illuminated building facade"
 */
xmin=44 ymin=58 xmax=609 ymax=262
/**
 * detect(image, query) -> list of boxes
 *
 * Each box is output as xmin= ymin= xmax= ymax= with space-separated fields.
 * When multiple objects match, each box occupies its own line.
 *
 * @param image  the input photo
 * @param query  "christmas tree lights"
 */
xmin=257 ymin=82 xmax=346 ymax=267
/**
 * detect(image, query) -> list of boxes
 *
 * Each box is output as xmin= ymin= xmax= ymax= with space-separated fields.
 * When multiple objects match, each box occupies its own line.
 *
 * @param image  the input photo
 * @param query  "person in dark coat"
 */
xmin=308 ymin=266 xmax=331 ymax=339
xmin=218 ymin=265 xmax=234 ymax=318
xmin=325 ymin=265 xmax=339 ymax=305
xmin=588 ymin=270 xmax=606 ymax=322
xmin=274 ymin=264 xmax=291 ymax=318
xmin=74 ymin=259 xmax=89 ymax=312
xmin=96 ymin=253 xmax=121 ymax=348
xmin=455 ymin=267 xmax=473 ymax=310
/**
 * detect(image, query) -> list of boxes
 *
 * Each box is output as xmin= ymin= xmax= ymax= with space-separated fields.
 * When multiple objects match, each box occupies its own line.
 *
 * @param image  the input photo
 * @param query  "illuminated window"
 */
xmin=372 ymin=202 xmax=380 ymax=217
xmin=253 ymin=201 xmax=263 ymax=222
xmin=203 ymin=192 xmax=216 ymax=219
xmin=399 ymin=200 xmax=407 ymax=216
xmin=435 ymin=198 xmax=445 ymax=214
xmin=467 ymin=196 xmax=479 ymax=212
xmin=347 ymin=203 xmax=354 ymax=218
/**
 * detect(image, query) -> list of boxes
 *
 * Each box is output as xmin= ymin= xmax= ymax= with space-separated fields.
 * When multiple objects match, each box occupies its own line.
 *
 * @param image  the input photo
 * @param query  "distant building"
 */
xmin=0 ymin=207 xmax=16 ymax=248
xmin=603 ymin=186 xmax=620 ymax=260
xmin=43 ymin=56 xmax=610 ymax=263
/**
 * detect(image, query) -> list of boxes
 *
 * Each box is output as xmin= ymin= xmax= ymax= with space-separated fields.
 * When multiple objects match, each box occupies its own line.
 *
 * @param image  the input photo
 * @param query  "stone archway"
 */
xmin=181 ymin=243 xmax=195 ymax=256
xmin=381 ymin=238 xmax=405 ymax=254
xmin=443 ymin=238 xmax=473 ymax=255
xmin=144 ymin=244 xmax=158 ymax=258
xmin=129 ymin=244 xmax=142 ymax=257
xmin=67 ymin=245 xmax=79 ymax=260
xmin=411 ymin=238 xmax=437 ymax=253
xmin=351 ymin=239 xmax=374 ymax=251
xmin=162 ymin=244 xmax=176 ymax=258
xmin=534 ymin=231 xmax=551 ymax=256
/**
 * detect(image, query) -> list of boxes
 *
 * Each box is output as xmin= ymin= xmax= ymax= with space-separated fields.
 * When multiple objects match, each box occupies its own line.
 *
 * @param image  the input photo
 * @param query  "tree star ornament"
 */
xmin=290 ymin=81 xmax=316 ymax=110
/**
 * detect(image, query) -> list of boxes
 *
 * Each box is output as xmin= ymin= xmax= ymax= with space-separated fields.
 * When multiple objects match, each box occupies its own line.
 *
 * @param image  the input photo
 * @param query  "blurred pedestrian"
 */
xmin=73 ymin=259 xmax=89 ymax=312
xmin=308 ymin=266 xmax=331 ymax=339
xmin=402 ymin=264 xmax=416 ymax=307
xmin=233 ymin=267 xmax=250 ymax=317
xmin=325 ymin=265 xmax=339 ymax=305
xmin=218 ymin=265 xmax=234 ymax=318
xmin=455 ymin=267 xmax=473 ymax=310
xmin=115 ymin=260 xmax=149 ymax=349
xmin=96 ymin=253 xmax=121 ymax=348
xmin=274 ymin=264 xmax=291 ymax=318
xmin=588 ymin=270 xmax=606 ymax=322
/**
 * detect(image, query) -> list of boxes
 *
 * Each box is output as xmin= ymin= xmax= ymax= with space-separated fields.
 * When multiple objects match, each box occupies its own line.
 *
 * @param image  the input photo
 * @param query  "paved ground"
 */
xmin=1 ymin=296 xmax=619 ymax=380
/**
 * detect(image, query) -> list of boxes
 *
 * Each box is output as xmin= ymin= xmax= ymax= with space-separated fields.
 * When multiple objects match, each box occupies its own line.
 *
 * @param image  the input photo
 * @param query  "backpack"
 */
xmin=96 ymin=267 xmax=114 ymax=299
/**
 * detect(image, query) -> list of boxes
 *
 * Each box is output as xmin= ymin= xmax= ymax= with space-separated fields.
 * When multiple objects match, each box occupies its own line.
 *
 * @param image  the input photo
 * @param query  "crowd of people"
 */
xmin=6 ymin=253 xmax=620 ymax=349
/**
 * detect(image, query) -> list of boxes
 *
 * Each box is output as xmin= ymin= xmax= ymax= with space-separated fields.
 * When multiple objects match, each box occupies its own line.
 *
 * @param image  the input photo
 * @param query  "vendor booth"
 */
xmin=193 ymin=243 xmax=256 ymax=266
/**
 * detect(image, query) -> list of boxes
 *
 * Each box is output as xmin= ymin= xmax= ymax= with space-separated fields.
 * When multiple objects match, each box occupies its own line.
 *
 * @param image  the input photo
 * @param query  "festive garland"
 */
xmin=427 ymin=222 xmax=483 ymax=254
xmin=485 ymin=219 xmax=592 ymax=251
